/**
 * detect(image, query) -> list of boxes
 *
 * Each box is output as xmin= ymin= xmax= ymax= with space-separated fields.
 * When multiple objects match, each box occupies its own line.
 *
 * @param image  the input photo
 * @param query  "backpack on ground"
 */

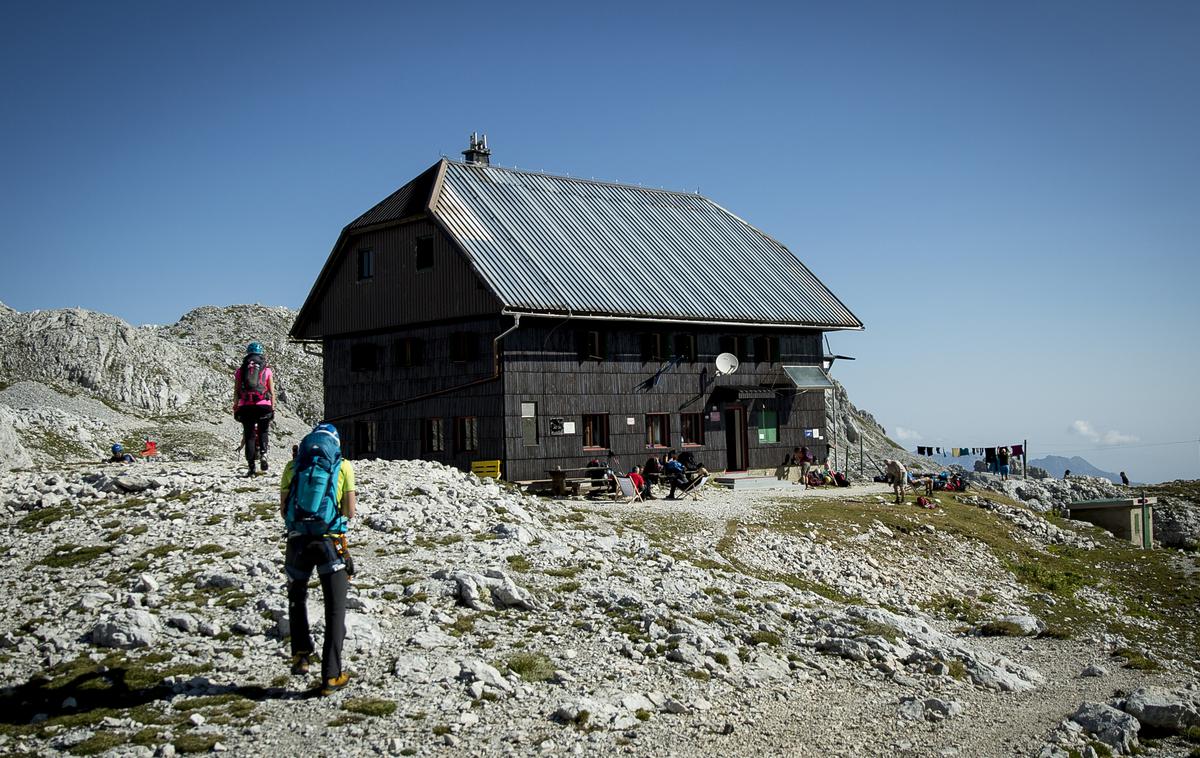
xmin=239 ymin=354 xmax=270 ymax=405
xmin=835 ymin=471 xmax=850 ymax=487
xmin=286 ymin=426 xmax=344 ymax=535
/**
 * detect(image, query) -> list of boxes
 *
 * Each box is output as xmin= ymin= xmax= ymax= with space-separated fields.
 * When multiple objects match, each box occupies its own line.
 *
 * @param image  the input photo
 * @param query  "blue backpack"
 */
xmin=286 ymin=425 xmax=345 ymax=535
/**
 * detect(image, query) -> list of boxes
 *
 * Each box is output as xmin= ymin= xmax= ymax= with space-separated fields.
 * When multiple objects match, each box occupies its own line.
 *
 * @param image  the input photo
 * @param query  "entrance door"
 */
xmin=724 ymin=406 xmax=747 ymax=471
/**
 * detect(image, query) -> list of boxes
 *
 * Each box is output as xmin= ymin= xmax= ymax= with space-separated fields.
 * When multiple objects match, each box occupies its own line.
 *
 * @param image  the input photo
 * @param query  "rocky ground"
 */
xmin=1 ymin=459 xmax=1198 ymax=757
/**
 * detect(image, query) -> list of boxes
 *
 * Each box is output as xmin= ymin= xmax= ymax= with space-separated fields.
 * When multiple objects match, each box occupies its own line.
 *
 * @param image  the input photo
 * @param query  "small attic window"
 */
xmin=415 ymin=236 xmax=434 ymax=271
xmin=357 ymin=248 xmax=374 ymax=280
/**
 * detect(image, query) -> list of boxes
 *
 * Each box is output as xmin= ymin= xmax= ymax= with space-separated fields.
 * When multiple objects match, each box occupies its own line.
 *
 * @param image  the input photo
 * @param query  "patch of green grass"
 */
xmin=711 ymin=652 xmax=730 ymax=667
xmin=505 ymin=554 xmax=531 ymax=572
xmin=68 ymin=732 xmax=129 ymax=755
xmin=341 ymin=697 xmax=397 ymax=717
xmin=431 ymin=724 xmax=451 ymax=736
xmin=693 ymin=610 xmax=716 ymax=623
xmin=555 ymin=581 xmax=580 ymax=593
xmin=498 ymin=652 xmax=555 ymax=683
xmin=39 ymin=543 xmax=113 ymax=568
xmin=747 ymin=630 xmax=782 ymax=646
xmin=947 ymin=659 xmax=967 ymax=680
xmin=635 ymin=708 xmax=652 ymax=721
xmin=978 ymin=621 xmax=1028 ymax=637
xmin=193 ymin=544 xmax=223 ymax=555
xmin=1111 ymin=647 xmax=1161 ymax=671
xmin=685 ymin=669 xmax=711 ymax=681
xmin=174 ymin=734 xmax=220 ymax=754
xmin=446 ymin=614 xmax=476 ymax=636
xmin=18 ymin=505 xmax=70 ymax=529
xmin=545 ymin=565 xmax=582 ymax=578
xmin=1009 ymin=560 xmax=1087 ymax=596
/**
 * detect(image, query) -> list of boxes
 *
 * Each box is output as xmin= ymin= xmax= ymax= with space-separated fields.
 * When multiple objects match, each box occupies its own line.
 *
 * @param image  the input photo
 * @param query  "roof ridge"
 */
xmin=443 ymin=158 xmax=707 ymax=200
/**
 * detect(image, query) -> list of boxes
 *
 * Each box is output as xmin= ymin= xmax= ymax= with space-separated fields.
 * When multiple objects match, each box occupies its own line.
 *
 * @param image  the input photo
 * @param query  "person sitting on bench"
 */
xmin=664 ymin=453 xmax=689 ymax=499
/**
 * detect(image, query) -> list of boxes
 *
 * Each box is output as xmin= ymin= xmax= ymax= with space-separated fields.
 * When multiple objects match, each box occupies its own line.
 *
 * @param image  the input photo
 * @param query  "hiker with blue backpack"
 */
xmin=279 ymin=422 xmax=357 ymax=695
xmin=234 ymin=341 xmax=275 ymax=477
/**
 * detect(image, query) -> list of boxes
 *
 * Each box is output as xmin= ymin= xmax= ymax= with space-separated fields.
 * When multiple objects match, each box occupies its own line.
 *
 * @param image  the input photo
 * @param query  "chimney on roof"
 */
xmin=462 ymin=132 xmax=491 ymax=166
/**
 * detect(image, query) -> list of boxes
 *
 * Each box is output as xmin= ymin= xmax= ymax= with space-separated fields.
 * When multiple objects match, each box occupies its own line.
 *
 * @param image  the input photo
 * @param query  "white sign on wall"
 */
xmin=562 ymin=421 xmax=576 ymax=434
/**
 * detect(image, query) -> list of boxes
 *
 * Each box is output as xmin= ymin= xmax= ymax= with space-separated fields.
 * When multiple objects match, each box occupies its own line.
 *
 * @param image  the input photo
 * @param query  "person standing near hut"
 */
xmin=884 ymin=459 xmax=907 ymax=504
xmin=997 ymin=446 xmax=1011 ymax=480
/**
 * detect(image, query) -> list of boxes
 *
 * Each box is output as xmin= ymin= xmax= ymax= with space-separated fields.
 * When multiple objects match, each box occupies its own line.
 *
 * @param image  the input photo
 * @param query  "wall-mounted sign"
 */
xmin=709 ymin=411 xmax=721 ymax=422
xmin=626 ymin=417 xmax=635 ymax=426
xmin=549 ymin=418 xmax=565 ymax=435
xmin=562 ymin=421 xmax=576 ymax=434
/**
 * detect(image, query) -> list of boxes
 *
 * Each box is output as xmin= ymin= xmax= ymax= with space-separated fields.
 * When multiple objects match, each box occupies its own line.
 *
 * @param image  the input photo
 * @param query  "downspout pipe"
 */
xmin=325 ymin=314 xmax=522 ymax=424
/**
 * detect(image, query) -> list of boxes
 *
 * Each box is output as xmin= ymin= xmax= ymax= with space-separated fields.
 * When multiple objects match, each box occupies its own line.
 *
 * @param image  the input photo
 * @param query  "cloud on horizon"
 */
xmin=1069 ymin=420 xmax=1138 ymax=446
xmin=893 ymin=426 xmax=922 ymax=442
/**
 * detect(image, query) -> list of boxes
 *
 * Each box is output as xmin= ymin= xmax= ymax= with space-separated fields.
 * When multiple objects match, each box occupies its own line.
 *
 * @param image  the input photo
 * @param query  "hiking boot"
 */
xmin=260 ymin=456 xmax=269 ymax=472
xmin=290 ymin=653 xmax=311 ymax=675
xmin=246 ymin=462 xmax=256 ymax=477
xmin=318 ymin=672 xmax=350 ymax=696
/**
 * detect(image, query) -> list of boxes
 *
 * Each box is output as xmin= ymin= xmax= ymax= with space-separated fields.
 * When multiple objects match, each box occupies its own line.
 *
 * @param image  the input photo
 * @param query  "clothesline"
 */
xmin=915 ymin=443 xmax=1025 ymax=458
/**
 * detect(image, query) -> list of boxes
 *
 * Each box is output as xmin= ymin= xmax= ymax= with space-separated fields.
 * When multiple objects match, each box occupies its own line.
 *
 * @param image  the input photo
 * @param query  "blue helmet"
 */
xmin=246 ymin=342 xmax=264 ymax=356
xmin=111 ymin=443 xmax=123 ymax=454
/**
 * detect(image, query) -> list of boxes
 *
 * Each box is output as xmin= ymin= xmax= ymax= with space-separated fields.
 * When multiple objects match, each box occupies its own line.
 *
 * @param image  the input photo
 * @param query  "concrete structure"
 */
xmin=1068 ymin=497 xmax=1156 ymax=549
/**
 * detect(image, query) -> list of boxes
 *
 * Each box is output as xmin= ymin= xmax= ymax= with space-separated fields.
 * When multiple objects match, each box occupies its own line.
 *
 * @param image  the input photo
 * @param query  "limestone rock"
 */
xmin=91 ymin=609 xmax=160 ymax=648
xmin=1071 ymin=702 xmax=1140 ymax=755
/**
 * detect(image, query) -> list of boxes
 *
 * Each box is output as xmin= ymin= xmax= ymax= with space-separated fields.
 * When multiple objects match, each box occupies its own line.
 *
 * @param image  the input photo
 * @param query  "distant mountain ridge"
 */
xmin=1028 ymin=455 xmax=1122 ymax=483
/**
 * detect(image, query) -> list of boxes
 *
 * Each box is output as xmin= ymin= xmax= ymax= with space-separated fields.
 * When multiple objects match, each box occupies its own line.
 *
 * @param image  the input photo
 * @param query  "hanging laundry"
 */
xmin=936 ymin=447 xmax=942 ymax=455
xmin=1012 ymin=444 xmax=1024 ymax=456
xmin=951 ymin=448 xmax=960 ymax=457
xmin=985 ymin=447 xmax=997 ymax=463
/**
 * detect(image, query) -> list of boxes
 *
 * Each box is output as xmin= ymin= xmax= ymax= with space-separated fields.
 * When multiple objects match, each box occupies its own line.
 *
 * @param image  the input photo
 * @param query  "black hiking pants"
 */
xmin=285 ymin=535 xmax=348 ymax=682
xmin=236 ymin=405 xmax=273 ymax=465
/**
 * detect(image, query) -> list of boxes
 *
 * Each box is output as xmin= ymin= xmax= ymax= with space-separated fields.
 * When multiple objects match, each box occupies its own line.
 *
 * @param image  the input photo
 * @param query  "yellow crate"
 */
xmin=471 ymin=460 xmax=502 ymax=479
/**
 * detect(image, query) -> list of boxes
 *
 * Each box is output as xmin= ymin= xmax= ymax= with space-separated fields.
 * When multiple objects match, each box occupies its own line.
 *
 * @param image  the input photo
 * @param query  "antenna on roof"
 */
xmin=463 ymin=132 xmax=491 ymax=166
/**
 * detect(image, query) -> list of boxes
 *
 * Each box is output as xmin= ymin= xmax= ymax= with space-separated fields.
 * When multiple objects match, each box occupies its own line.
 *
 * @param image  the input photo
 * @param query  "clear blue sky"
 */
xmin=2 ymin=1 xmax=1197 ymax=482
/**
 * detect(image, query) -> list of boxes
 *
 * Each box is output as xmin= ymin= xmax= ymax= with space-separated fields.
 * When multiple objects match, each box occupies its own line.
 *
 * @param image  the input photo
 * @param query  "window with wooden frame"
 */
xmin=645 ymin=413 xmax=670 ymax=448
xmin=392 ymin=337 xmax=425 ymax=368
xmin=673 ymin=333 xmax=696 ymax=362
xmin=581 ymin=413 xmax=609 ymax=449
xmin=455 ymin=416 xmax=479 ymax=452
xmin=356 ymin=248 xmax=374 ymax=280
xmin=421 ymin=418 xmax=445 ymax=453
xmin=521 ymin=402 xmax=538 ymax=446
xmin=415 ymin=235 xmax=434 ymax=271
xmin=718 ymin=335 xmax=746 ymax=360
xmin=353 ymin=420 xmax=377 ymax=457
xmin=449 ymin=332 xmax=478 ymax=363
xmin=681 ymin=413 xmax=704 ymax=446
xmin=753 ymin=335 xmax=780 ymax=364
xmin=640 ymin=332 xmax=665 ymax=363
xmin=350 ymin=343 xmax=379 ymax=372
xmin=576 ymin=329 xmax=606 ymax=362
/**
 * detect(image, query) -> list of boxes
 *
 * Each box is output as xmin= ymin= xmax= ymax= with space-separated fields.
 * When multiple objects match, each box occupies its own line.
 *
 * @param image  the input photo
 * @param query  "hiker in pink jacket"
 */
xmin=234 ymin=342 xmax=275 ymax=477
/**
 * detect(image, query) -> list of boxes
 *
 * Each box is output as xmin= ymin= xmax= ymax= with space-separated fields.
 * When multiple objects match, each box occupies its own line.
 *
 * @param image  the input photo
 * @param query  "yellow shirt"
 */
xmin=280 ymin=459 xmax=356 ymax=506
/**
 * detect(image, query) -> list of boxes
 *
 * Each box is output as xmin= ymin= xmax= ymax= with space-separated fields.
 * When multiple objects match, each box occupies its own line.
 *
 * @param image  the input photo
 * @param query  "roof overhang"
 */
xmin=498 ymin=308 xmax=863 ymax=332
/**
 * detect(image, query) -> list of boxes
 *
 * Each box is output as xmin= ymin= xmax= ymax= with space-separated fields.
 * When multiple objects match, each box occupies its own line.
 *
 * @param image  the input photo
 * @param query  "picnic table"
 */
xmin=527 ymin=467 xmax=612 ymax=497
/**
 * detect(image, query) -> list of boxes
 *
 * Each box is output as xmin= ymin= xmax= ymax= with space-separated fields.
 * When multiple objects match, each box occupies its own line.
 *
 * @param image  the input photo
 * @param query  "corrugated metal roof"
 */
xmin=430 ymin=161 xmax=862 ymax=329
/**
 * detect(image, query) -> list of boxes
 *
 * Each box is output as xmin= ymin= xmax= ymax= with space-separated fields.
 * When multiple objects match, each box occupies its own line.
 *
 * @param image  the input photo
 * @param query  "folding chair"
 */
xmin=678 ymin=474 xmax=709 ymax=500
xmin=613 ymin=476 xmax=644 ymax=504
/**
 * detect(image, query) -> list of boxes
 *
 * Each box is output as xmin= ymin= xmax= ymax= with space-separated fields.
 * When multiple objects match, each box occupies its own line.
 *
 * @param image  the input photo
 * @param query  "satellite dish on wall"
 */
xmin=715 ymin=352 xmax=740 ymax=377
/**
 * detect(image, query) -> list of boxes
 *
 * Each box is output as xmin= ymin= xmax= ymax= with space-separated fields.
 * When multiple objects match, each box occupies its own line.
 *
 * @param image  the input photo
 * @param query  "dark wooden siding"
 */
xmin=500 ymin=319 xmax=829 ymax=481
xmin=299 ymin=220 xmax=501 ymax=338
xmin=322 ymin=317 xmax=505 ymax=466
xmin=322 ymin=316 xmax=833 ymax=481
